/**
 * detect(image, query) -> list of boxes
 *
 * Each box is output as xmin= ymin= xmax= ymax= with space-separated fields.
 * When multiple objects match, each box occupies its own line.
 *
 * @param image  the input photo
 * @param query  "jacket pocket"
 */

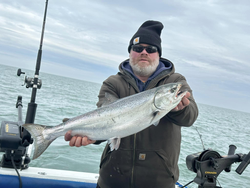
xmin=99 ymin=151 xmax=111 ymax=169
xmin=133 ymin=150 xmax=176 ymax=187
xmin=155 ymin=150 xmax=175 ymax=180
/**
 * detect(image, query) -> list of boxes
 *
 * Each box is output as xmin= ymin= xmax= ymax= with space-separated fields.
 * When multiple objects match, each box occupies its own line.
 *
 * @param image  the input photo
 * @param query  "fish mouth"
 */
xmin=174 ymin=83 xmax=186 ymax=99
xmin=176 ymin=90 xmax=187 ymax=99
xmin=174 ymin=84 xmax=183 ymax=98
xmin=177 ymin=90 xmax=184 ymax=96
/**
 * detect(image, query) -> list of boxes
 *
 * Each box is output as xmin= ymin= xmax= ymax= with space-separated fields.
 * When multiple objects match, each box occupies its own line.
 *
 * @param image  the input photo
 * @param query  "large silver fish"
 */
xmin=23 ymin=82 xmax=187 ymax=160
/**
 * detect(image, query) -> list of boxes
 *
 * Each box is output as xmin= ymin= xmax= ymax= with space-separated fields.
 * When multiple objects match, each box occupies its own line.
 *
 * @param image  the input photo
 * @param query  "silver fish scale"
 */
xmin=23 ymin=82 xmax=185 ymax=159
xmin=56 ymin=82 xmax=182 ymax=140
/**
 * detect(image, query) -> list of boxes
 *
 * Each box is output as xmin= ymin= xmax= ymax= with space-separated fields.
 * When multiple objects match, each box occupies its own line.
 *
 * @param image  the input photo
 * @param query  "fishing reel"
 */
xmin=17 ymin=68 xmax=42 ymax=89
xmin=0 ymin=96 xmax=31 ymax=169
xmin=186 ymin=145 xmax=250 ymax=188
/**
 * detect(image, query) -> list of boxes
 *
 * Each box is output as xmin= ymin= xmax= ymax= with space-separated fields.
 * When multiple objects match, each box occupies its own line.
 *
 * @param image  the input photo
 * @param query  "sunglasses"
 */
xmin=132 ymin=45 xmax=158 ymax=54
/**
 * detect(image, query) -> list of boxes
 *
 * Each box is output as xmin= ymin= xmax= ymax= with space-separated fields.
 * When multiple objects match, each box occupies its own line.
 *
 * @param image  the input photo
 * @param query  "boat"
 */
xmin=0 ymin=167 xmax=186 ymax=188
xmin=1 ymin=1 xmax=249 ymax=188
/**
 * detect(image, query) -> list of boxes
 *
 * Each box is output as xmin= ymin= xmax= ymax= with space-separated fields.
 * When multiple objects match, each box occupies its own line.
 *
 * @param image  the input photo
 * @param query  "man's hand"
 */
xmin=172 ymin=92 xmax=190 ymax=112
xmin=64 ymin=131 xmax=96 ymax=147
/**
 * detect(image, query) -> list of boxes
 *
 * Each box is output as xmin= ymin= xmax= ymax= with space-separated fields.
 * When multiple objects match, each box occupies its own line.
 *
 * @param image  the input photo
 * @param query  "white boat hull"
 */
xmin=0 ymin=167 xmax=186 ymax=188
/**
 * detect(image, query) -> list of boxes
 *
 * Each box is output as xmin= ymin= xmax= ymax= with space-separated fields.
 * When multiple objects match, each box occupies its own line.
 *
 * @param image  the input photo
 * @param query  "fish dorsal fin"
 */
xmin=102 ymin=92 xmax=119 ymax=107
xmin=108 ymin=137 xmax=121 ymax=151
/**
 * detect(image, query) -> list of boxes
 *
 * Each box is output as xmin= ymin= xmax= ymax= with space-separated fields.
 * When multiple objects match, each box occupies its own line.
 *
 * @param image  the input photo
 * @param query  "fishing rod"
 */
xmin=22 ymin=0 xmax=49 ymax=146
xmin=0 ymin=0 xmax=49 ymax=172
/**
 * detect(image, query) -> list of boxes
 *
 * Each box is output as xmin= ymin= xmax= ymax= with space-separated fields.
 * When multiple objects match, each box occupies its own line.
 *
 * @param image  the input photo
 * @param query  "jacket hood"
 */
xmin=117 ymin=57 xmax=176 ymax=91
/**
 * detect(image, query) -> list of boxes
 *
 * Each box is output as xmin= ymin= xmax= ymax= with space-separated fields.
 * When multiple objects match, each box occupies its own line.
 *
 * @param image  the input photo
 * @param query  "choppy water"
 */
xmin=0 ymin=64 xmax=249 ymax=188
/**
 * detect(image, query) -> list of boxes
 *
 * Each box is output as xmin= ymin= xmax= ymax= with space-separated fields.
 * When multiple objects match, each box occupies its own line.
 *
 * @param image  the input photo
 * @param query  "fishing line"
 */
xmin=216 ymin=178 xmax=222 ymax=187
xmin=179 ymin=126 xmax=206 ymax=188
xmin=194 ymin=126 xmax=206 ymax=150
xmin=179 ymin=180 xmax=193 ymax=188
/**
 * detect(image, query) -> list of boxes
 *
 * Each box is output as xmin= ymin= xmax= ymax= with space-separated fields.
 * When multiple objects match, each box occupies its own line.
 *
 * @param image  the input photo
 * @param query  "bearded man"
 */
xmin=65 ymin=20 xmax=199 ymax=188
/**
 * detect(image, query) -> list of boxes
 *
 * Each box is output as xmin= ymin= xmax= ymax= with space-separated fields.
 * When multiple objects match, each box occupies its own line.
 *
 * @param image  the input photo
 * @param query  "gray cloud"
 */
xmin=0 ymin=0 xmax=249 ymax=112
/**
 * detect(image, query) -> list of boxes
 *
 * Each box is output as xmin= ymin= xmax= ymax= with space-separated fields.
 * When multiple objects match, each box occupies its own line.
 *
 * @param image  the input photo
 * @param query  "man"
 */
xmin=65 ymin=20 xmax=198 ymax=188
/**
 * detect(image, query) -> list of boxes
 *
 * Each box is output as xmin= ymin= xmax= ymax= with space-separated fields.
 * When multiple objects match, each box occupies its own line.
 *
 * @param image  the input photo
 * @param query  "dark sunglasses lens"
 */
xmin=146 ymin=46 xmax=157 ymax=53
xmin=132 ymin=46 xmax=144 ymax=53
xmin=132 ymin=45 xmax=157 ymax=53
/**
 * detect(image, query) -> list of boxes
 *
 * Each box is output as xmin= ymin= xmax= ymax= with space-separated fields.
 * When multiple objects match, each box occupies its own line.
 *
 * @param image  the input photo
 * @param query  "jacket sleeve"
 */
xmin=96 ymin=75 xmax=121 ymax=108
xmin=94 ymin=75 xmax=120 ymax=145
xmin=166 ymin=73 xmax=199 ymax=127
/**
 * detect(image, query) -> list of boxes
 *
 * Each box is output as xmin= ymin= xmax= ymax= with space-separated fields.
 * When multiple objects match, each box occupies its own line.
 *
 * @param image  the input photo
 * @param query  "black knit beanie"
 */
xmin=128 ymin=20 xmax=164 ymax=56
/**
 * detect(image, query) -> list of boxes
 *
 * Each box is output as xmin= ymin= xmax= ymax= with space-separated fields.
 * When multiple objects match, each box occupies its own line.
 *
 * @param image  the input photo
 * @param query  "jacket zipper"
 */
xmin=130 ymin=133 xmax=136 ymax=188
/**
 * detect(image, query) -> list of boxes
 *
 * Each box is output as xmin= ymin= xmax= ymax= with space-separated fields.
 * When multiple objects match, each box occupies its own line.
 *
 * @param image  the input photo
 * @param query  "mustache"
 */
xmin=129 ymin=61 xmax=158 ymax=77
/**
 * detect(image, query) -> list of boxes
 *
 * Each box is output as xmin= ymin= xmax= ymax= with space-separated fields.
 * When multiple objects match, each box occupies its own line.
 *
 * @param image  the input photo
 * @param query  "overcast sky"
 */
xmin=0 ymin=0 xmax=249 ymax=113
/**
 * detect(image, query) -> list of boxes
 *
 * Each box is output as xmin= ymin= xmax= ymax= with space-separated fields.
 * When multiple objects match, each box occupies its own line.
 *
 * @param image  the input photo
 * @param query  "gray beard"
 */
xmin=130 ymin=60 xmax=159 ymax=77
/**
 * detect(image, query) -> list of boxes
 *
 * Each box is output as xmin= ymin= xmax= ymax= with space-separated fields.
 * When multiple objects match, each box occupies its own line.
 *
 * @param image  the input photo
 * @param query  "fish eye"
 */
xmin=170 ymin=87 xmax=176 ymax=93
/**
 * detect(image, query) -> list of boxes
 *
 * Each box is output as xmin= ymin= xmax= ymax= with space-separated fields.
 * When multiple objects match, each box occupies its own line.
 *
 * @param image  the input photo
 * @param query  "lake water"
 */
xmin=0 ymin=64 xmax=249 ymax=187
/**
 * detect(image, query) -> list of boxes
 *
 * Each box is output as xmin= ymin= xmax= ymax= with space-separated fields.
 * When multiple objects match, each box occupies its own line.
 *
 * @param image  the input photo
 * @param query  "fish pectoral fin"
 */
xmin=108 ymin=137 xmax=121 ymax=151
xmin=153 ymin=120 xmax=160 ymax=126
xmin=150 ymin=111 xmax=160 ymax=126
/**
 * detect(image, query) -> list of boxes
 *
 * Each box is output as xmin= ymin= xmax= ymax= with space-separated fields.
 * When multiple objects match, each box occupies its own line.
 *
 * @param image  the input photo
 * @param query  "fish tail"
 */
xmin=23 ymin=124 xmax=55 ymax=160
